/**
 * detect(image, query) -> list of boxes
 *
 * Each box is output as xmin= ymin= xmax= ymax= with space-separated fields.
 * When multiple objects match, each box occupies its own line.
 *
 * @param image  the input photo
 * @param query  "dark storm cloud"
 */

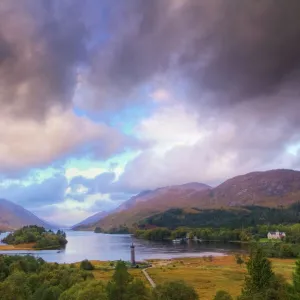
xmin=0 ymin=0 xmax=88 ymax=118
xmin=2 ymin=0 xmax=300 ymax=116
xmin=89 ymin=0 xmax=300 ymax=111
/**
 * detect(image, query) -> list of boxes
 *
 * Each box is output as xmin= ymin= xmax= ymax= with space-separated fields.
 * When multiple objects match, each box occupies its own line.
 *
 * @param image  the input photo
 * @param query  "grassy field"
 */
xmin=93 ymin=268 xmax=150 ymax=286
xmin=259 ymin=238 xmax=281 ymax=243
xmin=85 ymin=256 xmax=296 ymax=300
xmin=0 ymin=243 xmax=35 ymax=250
xmin=147 ymin=256 xmax=296 ymax=299
xmin=0 ymin=253 xmax=294 ymax=299
xmin=71 ymin=260 xmax=151 ymax=287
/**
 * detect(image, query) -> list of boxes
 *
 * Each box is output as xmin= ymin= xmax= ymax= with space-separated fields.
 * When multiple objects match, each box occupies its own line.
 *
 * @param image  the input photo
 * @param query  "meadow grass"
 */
xmin=0 ymin=243 xmax=35 ymax=250
xmin=147 ymin=256 xmax=296 ymax=299
xmin=74 ymin=256 xmax=296 ymax=300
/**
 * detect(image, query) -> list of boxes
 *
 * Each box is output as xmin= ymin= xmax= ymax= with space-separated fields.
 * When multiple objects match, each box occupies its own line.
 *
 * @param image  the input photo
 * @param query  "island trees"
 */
xmin=2 ymin=225 xmax=67 ymax=250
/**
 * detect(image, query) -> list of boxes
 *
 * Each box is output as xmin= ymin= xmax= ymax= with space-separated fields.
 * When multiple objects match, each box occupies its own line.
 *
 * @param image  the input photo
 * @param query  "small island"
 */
xmin=0 ymin=225 xmax=68 ymax=250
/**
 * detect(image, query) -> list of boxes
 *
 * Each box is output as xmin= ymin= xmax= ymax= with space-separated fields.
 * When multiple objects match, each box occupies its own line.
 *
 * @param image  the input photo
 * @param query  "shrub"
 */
xmin=80 ymin=260 xmax=94 ymax=271
xmin=214 ymin=290 xmax=233 ymax=300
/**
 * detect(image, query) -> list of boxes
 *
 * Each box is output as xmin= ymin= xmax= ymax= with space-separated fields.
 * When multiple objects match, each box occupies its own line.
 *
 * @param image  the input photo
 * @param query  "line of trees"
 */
xmin=0 ymin=255 xmax=199 ymax=300
xmin=2 ymin=245 xmax=300 ymax=299
xmin=138 ymin=204 xmax=300 ymax=230
xmin=134 ymin=224 xmax=300 ymax=258
xmin=94 ymin=225 xmax=130 ymax=234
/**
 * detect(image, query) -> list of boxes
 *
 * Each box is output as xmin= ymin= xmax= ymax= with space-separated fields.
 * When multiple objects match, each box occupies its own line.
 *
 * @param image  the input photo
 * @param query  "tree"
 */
xmin=94 ymin=227 xmax=102 ymax=233
xmin=80 ymin=259 xmax=94 ymax=271
xmin=240 ymin=246 xmax=274 ymax=298
xmin=290 ymin=259 xmax=300 ymax=299
xmin=214 ymin=290 xmax=233 ymax=300
xmin=59 ymin=283 xmax=81 ymax=300
xmin=2 ymin=226 xmax=67 ymax=249
xmin=107 ymin=261 xmax=132 ymax=300
xmin=77 ymin=281 xmax=108 ymax=300
xmin=0 ymin=271 xmax=32 ymax=300
xmin=235 ymin=254 xmax=244 ymax=267
xmin=152 ymin=281 xmax=198 ymax=300
xmin=32 ymin=285 xmax=62 ymax=300
xmin=265 ymin=274 xmax=289 ymax=300
xmin=124 ymin=279 xmax=150 ymax=300
xmin=240 ymin=231 xmax=252 ymax=242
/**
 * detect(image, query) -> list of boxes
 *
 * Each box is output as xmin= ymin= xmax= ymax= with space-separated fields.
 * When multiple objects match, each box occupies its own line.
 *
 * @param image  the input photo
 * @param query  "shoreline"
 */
xmin=0 ymin=243 xmax=35 ymax=250
xmin=0 ymin=243 xmax=63 ymax=251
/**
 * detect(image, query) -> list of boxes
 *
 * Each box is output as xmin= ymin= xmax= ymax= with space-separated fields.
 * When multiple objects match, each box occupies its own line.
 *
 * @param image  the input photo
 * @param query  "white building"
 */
xmin=267 ymin=230 xmax=286 ymax=240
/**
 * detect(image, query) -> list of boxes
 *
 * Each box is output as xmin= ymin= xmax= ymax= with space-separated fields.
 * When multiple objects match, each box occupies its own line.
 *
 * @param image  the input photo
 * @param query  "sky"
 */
xmin=1 ymin=0 xmax=300 ymax=226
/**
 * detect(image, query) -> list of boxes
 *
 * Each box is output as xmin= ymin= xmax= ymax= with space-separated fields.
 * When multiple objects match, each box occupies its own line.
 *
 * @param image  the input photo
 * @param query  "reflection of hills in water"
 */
xmin=136 ymin=239 xmax=246 ymax=256
xmin=0 ymin=231 xmax=244 ymax=263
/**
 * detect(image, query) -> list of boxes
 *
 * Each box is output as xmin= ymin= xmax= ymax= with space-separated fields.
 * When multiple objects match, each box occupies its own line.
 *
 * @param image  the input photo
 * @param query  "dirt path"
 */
xmin=142 ymin=268 xmax=156 ymax=288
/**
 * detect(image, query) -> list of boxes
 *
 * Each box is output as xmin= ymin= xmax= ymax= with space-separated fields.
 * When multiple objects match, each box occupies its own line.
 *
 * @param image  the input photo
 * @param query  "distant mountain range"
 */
xmin=115 ymin=182 xmax=211 ymax=213
xmin=2 ymin=169 xmax=300 ymax=232
xmin=73 ymin=169 xmax=300 ymax=231
xmin=71 ymin=211 xmax=110 ymax=229
xmin=0 ymin=199 xmax=51 ymax=231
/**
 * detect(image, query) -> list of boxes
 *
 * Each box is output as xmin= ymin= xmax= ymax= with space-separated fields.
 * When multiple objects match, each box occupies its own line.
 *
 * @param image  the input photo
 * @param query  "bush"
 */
xmin=80 ymin=260 xmax=94 ymax=271
xmin=153 ymin=281 xmax=198 ymax=300
xmin=214 ymin=290 xmax=233 ymax=300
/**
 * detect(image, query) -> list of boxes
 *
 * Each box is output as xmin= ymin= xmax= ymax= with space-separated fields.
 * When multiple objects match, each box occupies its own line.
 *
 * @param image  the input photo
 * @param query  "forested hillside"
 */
xmin=138 ymin=203 xmax=300 ymax=230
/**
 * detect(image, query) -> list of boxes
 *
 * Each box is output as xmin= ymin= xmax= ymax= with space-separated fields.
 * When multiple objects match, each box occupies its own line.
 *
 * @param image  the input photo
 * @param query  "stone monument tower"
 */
xmin=130 ymin=243 xmax=136 ymax=265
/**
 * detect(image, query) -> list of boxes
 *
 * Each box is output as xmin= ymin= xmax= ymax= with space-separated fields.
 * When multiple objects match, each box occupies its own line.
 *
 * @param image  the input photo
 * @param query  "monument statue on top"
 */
xmin=130 ymin=243 xmax=136 ymax=265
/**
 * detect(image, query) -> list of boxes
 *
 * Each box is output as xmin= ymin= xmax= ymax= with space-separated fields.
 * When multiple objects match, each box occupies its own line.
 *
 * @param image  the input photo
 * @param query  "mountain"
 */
xmin=210 ymin=169 xmax=300 ymax=207
xmin=75 ymin=169 xmax=300 ymax=231
xmin=79 ymin=182 xmax=212 ymax=231
xmin=0 ymin=199 xmax=51 ymax=231
xmin=72 ymin=211 xmax=109 ymax=229
xmin=99 ymin=169 xmax=300 ymax=230
xmin=116 ymin=182 xmax=211 ymax=213
xmin=73 ymin=183 xmax=211 ymax=230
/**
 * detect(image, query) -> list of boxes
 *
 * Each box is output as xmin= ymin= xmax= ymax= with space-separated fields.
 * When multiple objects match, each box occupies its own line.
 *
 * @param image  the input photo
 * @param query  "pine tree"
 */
xmin=107 ymin=261 xmax=132 ymax=300
xmin=240 ymin=246 xmax=274 ymax=297
xmin=124 ymin=279 xmax=150 ymax=300
xmin=290 ymin=260 xmax=300 ymax=299
xmin=235 ymin=254 xmax=244 ymax=267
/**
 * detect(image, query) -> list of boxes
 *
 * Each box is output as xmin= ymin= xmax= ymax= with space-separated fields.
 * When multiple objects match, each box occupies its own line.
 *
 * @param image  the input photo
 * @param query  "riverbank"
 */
xmin=0 ymin=243 xmax=66 ymax=250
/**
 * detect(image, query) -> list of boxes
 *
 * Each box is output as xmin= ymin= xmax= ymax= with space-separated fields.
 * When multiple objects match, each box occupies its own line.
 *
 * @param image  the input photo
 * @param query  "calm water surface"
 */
xmin=0 ymin=230 xmax=243 ymax=263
